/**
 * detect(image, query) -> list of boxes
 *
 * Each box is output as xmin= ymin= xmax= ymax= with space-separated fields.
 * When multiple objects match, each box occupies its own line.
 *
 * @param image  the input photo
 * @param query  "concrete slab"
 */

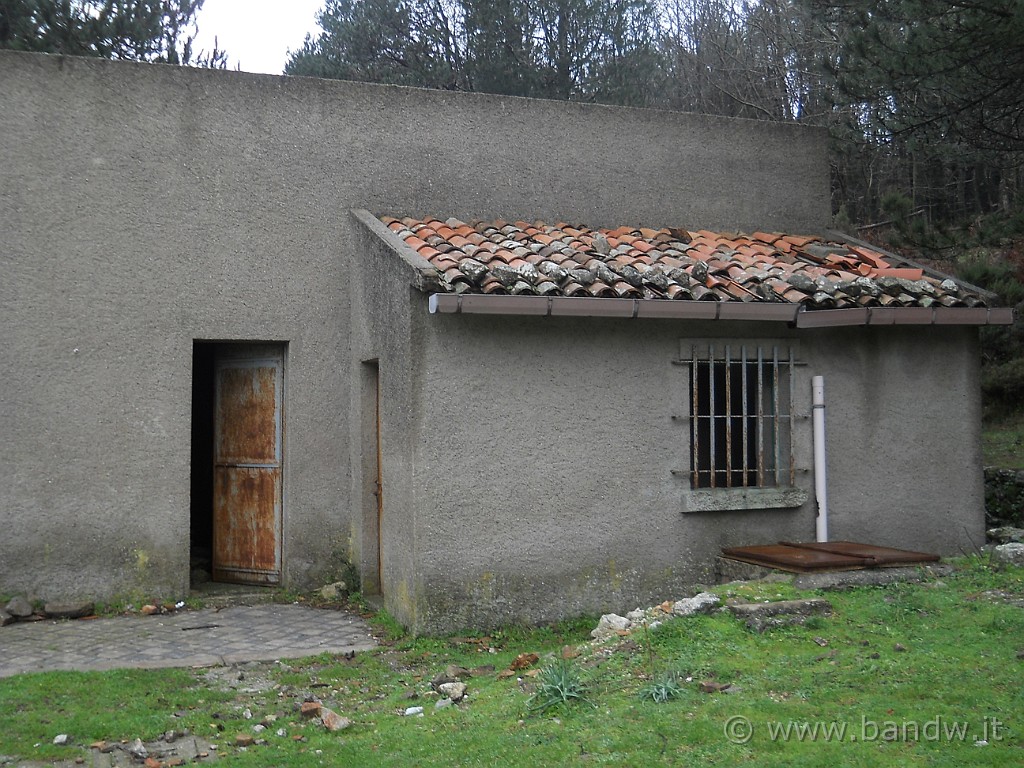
xmin=793 ymin=564 xmax=955 ymax=591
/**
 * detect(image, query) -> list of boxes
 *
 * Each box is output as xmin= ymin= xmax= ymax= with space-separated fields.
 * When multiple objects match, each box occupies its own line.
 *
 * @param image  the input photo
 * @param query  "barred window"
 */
xmin=689 ymin=344 xmax=796 ymax=489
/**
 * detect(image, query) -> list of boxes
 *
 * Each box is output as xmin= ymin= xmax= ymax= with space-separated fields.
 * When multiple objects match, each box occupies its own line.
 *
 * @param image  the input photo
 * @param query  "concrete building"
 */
xmin=1 ymin=51 xmax=1010 ymax=632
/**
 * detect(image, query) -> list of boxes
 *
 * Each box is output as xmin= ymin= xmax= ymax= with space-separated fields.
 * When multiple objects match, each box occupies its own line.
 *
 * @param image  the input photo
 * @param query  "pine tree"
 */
xmin=811 ymin=0 xmax=1024 ymax=154
xmin=285 ymin=0 xmax=662 ymax=103
xmin=0 ymin=0 xmax=227 ymax=67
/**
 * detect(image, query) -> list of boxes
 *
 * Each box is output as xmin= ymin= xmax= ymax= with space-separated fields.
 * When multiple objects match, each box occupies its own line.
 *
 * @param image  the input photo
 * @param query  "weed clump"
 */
xmin=527 ymin=659 xmax=593 ymax=713
xmin=637 ymin=672 xmax=686 ymax=704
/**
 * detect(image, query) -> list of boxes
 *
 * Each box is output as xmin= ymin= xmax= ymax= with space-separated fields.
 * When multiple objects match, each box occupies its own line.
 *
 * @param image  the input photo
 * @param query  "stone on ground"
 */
xmin=987 ymin=526 xmax=1024 ymax=544
xmin=5 ymin=595 xmax=34 ymax=618
xmin=320 ymin=707 xmax=351 ymax=732
xmin=591 ymin=614 xmax=630 ymax=639
xmin=44 ymin=601 xmax=95 ymax=619
xmin=438 ymin=681 xmax=467 ymax=702
xmin=672 ymin=592 xmax=721 ymax=617
xmin=992 ymin=543 xmax=1024 ymax=568
xmin=727 ymin=598 xmax=833 ymax=619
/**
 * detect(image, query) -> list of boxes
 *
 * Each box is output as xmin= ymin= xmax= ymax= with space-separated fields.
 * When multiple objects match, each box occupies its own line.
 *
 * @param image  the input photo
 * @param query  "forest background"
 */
xmin=4 ymin=1 xmax=1024 ymax=485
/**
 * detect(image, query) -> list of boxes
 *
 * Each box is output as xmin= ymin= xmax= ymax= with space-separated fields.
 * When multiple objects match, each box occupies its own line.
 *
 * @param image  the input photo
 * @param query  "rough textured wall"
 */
xmin=1 ymin=54 xmax=354 ymax=599
xmin=410 ymin=315 xmax=982 ymax=632
xmin=0 ymin=50 xmax=828 ymax=603
xmin=346 ymin=219 xmax=430 ymax=627
xmin=822 ymin=325 xmax=984 ymax=551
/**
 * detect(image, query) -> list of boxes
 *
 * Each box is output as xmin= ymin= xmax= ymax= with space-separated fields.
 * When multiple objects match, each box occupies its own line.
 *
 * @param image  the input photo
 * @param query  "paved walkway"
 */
xmin=0 ymin=604 xmax=378 ymax=678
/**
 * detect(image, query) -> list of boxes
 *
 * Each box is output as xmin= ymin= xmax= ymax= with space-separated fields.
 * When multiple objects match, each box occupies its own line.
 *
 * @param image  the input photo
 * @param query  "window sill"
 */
xmin=681 ymin=486 xmax=809 ymax=513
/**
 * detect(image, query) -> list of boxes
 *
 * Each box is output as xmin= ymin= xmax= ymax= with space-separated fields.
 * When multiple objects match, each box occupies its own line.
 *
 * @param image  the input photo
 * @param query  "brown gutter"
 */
xmin=428 ymin=293 xmax=1014 ymax=326
xmin=795 ymin=306 xmax=1013 ymax=328
xmin=428 ymin=294 xmax=799 ymax=321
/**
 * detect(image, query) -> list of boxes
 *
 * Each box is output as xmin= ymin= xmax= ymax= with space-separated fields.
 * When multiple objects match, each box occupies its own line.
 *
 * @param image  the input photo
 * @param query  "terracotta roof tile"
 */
xmin=562 ymin=281 xmax=587 ymax=297
xmin=381 ymin=216 xmax=988 ymax=310
xmin=782 ymin=235 xmax=818 ymax=248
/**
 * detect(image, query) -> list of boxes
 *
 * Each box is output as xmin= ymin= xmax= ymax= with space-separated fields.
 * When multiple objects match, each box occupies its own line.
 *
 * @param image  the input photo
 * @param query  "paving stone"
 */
xmin=0 ymin=605 xmax=377 ymax=678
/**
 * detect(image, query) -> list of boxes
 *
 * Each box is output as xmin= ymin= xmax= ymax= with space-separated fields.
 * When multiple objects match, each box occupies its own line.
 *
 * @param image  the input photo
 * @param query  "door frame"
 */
xmin=360 ymin=359 xmax=383 ymax=596
xmin=197 ymin=341 xmax=287 ymax=586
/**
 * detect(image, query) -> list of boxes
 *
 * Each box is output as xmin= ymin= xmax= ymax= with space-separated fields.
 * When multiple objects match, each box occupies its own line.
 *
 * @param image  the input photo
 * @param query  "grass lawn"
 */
xmin=2 ymin=558 xmax=1022 ymax=767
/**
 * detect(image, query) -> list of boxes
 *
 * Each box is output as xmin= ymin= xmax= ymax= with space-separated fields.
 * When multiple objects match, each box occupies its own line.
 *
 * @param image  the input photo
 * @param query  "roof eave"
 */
xmin=428 ymin=293 xmax=1015 ymax=326
xmin=353 ymin=208 xmax=443 ymax=292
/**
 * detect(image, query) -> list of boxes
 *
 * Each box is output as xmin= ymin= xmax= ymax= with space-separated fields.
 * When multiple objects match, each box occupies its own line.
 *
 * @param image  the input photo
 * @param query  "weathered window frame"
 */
xmin=676 ymin=340 xmax=809 ymax=513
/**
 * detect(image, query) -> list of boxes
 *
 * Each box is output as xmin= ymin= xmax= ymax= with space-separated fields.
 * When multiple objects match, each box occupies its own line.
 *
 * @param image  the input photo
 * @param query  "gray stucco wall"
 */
xmin=347 ymin=217 xmax=431 ymax=624
xmin=1 ymin=50 xmax=829 ymax=605
xmin=821 ymin=325 xmax=984 ymax=548
xmin=406 ymin=315 xmax=982 ymax=632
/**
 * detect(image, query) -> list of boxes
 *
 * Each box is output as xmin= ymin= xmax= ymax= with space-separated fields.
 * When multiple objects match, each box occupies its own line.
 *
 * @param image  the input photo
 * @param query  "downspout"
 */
xmin=812 ymin=376 xmax=828 ymax=542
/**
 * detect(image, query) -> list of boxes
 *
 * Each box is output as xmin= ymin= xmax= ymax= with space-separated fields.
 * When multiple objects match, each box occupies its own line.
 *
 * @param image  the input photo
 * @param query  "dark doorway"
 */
xmin=191 ymin=342 xmax=285 ymax=587
xmin=361 ymin=359 xmax=383 ymax=596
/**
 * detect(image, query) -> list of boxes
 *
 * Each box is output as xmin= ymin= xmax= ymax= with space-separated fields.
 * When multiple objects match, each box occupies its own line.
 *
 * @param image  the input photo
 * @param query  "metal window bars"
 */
xmin=689 ymin=344 xmax=796 ymax=489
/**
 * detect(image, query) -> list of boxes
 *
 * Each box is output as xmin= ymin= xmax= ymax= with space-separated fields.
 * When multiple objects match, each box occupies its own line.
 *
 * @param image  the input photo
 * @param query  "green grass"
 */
xmin=983 ymin=410 xmax=1024 ymax=469
xmin=2 ymin=559 xmax=1023 ymax=766
xmin=0 ymin=667 xmax=237 ymax=760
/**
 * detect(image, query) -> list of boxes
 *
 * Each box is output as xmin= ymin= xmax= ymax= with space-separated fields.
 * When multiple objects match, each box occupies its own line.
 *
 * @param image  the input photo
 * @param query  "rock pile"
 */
xmin=1 ymin=596 xmax=95 ymax=627
xmin=589 ymin=591 xmax=834 ymax=639
xmin=590 ymin=592 xmax=722 ymax=640
xmin=299 ymin=700 xmax=352 ymax=732
xmin=0 ymin=595 xmax=194 ymax=628
xmin=48 ymin=730 xmax=218 ymax=766
xmin=988 ymin=526 xmax=1024 ymax=544
xmin=394 ymin=664 xmax=480 ymax=716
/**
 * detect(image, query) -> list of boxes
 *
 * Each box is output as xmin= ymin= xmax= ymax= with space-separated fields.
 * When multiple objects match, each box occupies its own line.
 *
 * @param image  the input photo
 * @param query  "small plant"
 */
xmin=370 ymin=610 xmax=407 ymax=642
xmin=637 ymin=671 xmax=685 ymax=704
xmin=527 ymin=659 xmax=593 ymax=713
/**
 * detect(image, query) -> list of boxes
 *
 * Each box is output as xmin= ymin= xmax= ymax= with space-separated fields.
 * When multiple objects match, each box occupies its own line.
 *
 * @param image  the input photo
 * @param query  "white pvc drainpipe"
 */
xmin=812 ymin=375 xmax=828 ymax=542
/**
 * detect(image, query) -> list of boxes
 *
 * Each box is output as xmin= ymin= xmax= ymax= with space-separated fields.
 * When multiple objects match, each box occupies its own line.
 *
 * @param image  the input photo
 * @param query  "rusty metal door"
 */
xmin=212 ymin=347 xmax=283 ymax=584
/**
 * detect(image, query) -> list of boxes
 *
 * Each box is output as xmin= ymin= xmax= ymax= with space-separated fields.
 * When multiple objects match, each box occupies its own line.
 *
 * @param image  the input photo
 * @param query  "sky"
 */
xmin=192 ymin=0 xmax=324 ymax=75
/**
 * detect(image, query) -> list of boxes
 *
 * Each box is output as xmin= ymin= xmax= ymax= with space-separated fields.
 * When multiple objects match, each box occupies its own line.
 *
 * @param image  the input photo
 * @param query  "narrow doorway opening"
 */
xmin=190 ymin=342 xmax=285 ymax=588
xmin=361 ymin=359 xmax=383 ymax=597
